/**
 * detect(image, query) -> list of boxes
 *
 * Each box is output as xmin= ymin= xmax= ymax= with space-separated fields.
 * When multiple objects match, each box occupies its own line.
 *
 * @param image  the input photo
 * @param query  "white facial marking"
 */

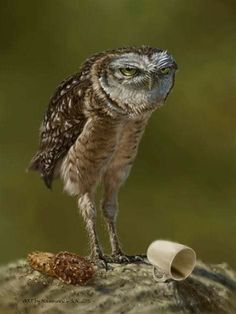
xmin=152 ymin=51 xmax=174 ymax=68
xmin=98 ymin=49 xmax=176 ymax=116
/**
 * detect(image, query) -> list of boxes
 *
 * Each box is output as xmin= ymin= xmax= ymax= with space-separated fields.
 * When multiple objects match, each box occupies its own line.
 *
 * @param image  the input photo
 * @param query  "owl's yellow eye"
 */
xmin=119 ymin=67 xmax=138 ymax=76
xmin=160 ymin=67 xmax=171 ymax=75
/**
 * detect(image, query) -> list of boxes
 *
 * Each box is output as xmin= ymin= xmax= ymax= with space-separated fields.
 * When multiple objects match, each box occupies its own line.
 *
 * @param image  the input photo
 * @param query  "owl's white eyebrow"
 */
xmin=154 ymin=51 xmax=175 ymax=68
xmin=110 ymin=60 xmax=141 ymax=69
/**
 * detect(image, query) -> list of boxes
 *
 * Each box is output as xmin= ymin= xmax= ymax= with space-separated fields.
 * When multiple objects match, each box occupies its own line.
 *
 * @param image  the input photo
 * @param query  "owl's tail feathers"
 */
xmin=27 ymin=153 xmax=40 ymax=171
xmin=27 ymin=153 xmax=53 ymax=189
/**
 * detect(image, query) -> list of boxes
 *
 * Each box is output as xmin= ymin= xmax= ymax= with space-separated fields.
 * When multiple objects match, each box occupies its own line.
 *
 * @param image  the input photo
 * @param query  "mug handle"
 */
xmin=152 ymin=266 xmax=169 ymax=283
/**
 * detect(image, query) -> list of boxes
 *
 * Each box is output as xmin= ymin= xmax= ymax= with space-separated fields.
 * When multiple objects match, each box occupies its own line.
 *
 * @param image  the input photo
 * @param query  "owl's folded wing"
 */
xmin=28 ymin=74 xmax=87 ymax=188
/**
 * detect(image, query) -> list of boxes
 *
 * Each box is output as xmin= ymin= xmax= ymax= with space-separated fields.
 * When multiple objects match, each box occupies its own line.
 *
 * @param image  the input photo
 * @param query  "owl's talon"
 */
xmin=134 ymin=254 xmax=150 ymax=264
xmin=89 ymin=254 xmax=112 ymax=270
xmin=114 ymin=254 xmax=130 ymax=263
xmin=97 ymin=259 xmax=109 ymax=270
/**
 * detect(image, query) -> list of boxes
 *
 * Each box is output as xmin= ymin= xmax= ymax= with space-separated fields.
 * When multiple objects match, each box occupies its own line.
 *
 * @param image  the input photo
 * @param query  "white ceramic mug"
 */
xmin=147 ymin=240 xmax=196 ymax=282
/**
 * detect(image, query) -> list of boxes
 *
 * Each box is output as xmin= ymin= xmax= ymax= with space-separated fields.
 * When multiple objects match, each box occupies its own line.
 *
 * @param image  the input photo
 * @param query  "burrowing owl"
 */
xmin=29 ymin=46 xmax=177 ymax=266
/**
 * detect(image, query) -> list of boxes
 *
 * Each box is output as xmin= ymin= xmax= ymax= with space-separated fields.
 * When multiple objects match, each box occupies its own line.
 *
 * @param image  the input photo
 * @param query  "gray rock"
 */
xmin=0 ymin=259 xmax=236 ymax=313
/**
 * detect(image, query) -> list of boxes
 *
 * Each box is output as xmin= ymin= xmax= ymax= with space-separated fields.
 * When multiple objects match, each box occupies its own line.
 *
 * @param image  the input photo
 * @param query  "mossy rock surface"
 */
xmin=0 ymin=259 xmax=236 ymax=314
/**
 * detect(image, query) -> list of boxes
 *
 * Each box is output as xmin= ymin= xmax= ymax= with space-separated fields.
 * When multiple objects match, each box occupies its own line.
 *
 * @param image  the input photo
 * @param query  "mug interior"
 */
xmin=170 ymin=248 xmax=196 ymax=280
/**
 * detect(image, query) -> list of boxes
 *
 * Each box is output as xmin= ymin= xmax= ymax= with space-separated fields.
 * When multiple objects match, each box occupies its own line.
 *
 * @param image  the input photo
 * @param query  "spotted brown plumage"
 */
xmin=28 ymin=73 xmax=88 ymax=188
xmin=29 ymin=46 xmax=177 ymax=267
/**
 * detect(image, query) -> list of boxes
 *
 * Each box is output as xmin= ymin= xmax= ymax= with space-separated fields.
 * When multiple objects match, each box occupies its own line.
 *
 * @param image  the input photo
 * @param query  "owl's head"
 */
xmin=89 ymin=46 xmax=177 ymax=116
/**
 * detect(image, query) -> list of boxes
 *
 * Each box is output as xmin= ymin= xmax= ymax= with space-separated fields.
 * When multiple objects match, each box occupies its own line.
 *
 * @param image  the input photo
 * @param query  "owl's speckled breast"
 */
xmin=60 ymin=113 xmax=150 ymax=197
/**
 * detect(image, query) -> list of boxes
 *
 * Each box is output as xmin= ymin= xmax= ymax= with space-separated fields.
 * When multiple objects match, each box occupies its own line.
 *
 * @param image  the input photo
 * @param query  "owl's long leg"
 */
xmin=78 ymin=192 xmax=100 ymax=257
xmin=101 ymin=117 xmax=151 ymax=264
xmin=102 ymin=166 xmax=147 ymax=264
xmin=78 ymin=192 xmax=107 ymax=268
xmin=102 ymin=168 xmax=128 ymax=255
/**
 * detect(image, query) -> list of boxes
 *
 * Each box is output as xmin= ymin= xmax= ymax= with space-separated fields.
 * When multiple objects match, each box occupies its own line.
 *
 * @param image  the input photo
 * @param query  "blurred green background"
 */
xmin=0 ymin=0 xmax=236 ymax=268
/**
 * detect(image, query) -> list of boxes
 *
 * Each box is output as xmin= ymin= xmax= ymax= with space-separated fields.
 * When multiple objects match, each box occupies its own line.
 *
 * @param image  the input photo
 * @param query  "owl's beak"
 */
xmin=148 ymin=75 xmax=155 ymax=90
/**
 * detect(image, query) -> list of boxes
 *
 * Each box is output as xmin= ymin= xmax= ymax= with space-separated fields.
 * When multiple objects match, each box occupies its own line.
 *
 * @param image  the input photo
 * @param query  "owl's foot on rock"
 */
xmin=88 ymin=252 xmax=150 ymax=268
xmin=88 ymin=254 xmax=112 ymax=270
xmin=107 ymin=253 xmax=149 ymax=264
